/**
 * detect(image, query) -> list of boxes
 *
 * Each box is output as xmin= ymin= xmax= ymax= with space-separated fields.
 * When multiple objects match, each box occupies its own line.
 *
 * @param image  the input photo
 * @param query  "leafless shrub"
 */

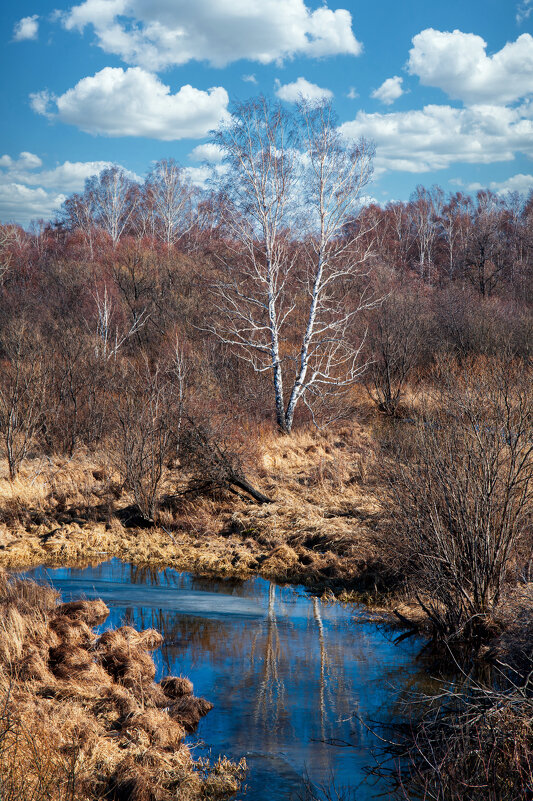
xmin=0 ymin=322 xmax=50 ymax=479
xmin=389 ymin=668 xmax=533 ymax=801
xmin=111 ymin=354 xmax=183 ymax=521
xmin=178 ymin=416 xmax=272 ymax=504
xmin=295 ymin=771 xmax=358 ymax=801
xmin=379 ymin=357 xmax=533 ymax=640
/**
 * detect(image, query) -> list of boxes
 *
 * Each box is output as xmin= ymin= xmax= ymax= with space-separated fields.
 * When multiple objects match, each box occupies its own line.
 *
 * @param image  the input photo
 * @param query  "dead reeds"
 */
xmin=0 ymin=571 xmax=245 ymax=800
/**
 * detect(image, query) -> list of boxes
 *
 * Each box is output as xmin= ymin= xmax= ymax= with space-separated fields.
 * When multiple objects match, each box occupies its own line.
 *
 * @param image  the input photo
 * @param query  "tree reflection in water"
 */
xmin=252 ymin=583 xmax=287 ymax=730
xmin=24 ymin=559 xmax=429 ymax=800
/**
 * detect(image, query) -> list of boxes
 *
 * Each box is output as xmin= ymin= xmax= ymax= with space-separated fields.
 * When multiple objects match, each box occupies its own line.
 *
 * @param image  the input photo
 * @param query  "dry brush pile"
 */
xmin=0 ymin=572 xmax=245 ymax=800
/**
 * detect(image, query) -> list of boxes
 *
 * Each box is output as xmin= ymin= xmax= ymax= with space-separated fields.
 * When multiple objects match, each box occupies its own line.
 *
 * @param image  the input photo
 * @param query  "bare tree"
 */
xmin=61 ymin=191 xmax=96 ymax=258
xmin=86 ymin=166 xmax=138 ymax=247
xmin=439 ymin=192 xmax=471 ymax=280
xmin=112 ymin=357 xmax=181 ymax=521
xmin=43 ymin=331 xmax=110 ymax=457
xmin=146 ymin=159 xmax=195 ymax=249
xmin=364 ymin=287 xmax=425 ymax=416
xmin=210 ymin=96 xmax=376 ymax=433
xmin=460 ymin=190 xmax=510 ymax=297
xmin=0 ymin=324 xmax=49 ymax=480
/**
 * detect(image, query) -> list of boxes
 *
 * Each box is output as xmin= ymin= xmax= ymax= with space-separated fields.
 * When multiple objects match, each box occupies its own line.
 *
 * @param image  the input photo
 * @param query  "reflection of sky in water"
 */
xmin=24 ymin=559 xmax=428 ymax=800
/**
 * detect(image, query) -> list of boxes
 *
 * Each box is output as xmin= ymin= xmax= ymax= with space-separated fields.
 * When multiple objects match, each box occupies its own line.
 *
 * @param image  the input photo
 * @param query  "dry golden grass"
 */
xmin=0 ymin=423 xmax=388 ymax=591
xmin=0 ymin=572 xmax=245 ymax=801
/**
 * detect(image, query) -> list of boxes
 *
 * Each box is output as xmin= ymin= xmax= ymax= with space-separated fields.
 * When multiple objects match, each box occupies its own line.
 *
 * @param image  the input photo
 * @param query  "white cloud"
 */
xmin=31 ymin=67 xmax=230 ymax=140
xmin=339 ymin=103 xmax=533 ymax=175
xmin=0 ymin=152 xmax=136 ymax=225
xmin=189 ymin=143 xmax=224 ymax=163
xmin=61 ymin=0 xmax=362 ymax=70
xmin=183 ymin=166 xmax=213 ymax=187
xmin=478 ymin=173 xmax=533 ymax=195
xmin=347 ymin=87 xmax=358 ymax=100
xmin=23 ymin=153 xmax=44 ymax=169
xmin=517 ymin=1 xmax=533 ymax=24
xmin=13 ymin=15 xmax=39 ymax=41
xmin=371 ymin=76 xmax=403 ymax=105
xmin=275 ymin=76 xmax=333 ymax=103
xmin=242 ymin=74 xmax=258 ymax=84
xmin=184 ymin=162 xmax=228 ymax=188
xmin=0 ymin=184 xmax=65 ymax=224
xmin=408 ymin=29 xmax=533 ymax=105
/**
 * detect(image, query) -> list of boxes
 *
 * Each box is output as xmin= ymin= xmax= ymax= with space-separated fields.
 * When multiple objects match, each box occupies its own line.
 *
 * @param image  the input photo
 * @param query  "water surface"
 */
xmin=24 ymin=559 xmax=429 ymax=800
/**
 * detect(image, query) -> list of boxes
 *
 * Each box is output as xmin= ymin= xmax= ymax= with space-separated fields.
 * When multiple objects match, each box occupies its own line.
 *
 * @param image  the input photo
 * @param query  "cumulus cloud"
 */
xmin=13 ymin=15 xmax=39 ymax=41
xmin=475 ymin=174 xmax=533 ymax=195
xmin=30 ymin=67 xmax=230 ymax=140
xmin=408 ymin=29 xmax=533 ymax=105
xmin=242 ymin=74 xmax=258 ymax=84
xmin=189 ymin=143 xmax=224 ymax=163
xmin=339 ymin=103 xmax=533 ymax=174
xmin=61 ymin=0 xmax=362 ymax=70
xmin=371 ymin=76 xmax=403 ymax=105
xmin=0 ymin=185 xmax=65 ymax=225
xmin=275 ymin=76 xmax=333 ymax=103
xmin=7 ymin=152 xmax=43 ymax=170
xmin=347 ymin=87 xmax=358 ymax=100
xmin=0 ymin=152 xmax=132 ymax=225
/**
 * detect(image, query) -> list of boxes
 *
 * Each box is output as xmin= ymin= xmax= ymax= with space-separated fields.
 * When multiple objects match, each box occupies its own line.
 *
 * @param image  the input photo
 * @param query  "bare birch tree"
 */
xmin=210 ymin=97 xmax=376 ymax=433
xmin=89 ymin=286 xmax=149 ymax=362
xmin=146 ymin=159 xmax=195 ymax=249
xmin=86 ymin=166 xmax=138 ymax=247
xmin=408 ymin=184 xmax=444 ymax=282
xmin=0 ymin=225 xmax=18 ymax=282
xmin=286 ymin=101 xmax=376 ymax=430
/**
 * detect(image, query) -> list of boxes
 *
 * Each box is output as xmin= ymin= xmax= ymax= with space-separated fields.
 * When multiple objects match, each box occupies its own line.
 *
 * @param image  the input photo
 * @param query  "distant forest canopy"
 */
xmin=2 ymin=159 xmax=532 ymax=299
xmin=0 ymin=141 xmax=531 ymax=448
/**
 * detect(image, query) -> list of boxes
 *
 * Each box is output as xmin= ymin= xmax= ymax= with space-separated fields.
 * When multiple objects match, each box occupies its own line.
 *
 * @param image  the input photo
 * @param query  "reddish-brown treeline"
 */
xmin=0 ymin=167 xmax=531 ymax=473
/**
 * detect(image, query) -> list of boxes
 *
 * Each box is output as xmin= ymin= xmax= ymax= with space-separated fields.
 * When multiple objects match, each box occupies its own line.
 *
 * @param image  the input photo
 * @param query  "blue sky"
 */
xmin=1 ymin=0 xmax=532 ymax=225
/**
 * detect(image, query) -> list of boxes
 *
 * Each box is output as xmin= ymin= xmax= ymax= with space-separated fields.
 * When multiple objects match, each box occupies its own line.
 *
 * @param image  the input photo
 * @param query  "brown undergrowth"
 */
xmin=0 ymin=423 xmax=389 ymax=594
xmin=0 ymin=571 xmax=245 ymax=800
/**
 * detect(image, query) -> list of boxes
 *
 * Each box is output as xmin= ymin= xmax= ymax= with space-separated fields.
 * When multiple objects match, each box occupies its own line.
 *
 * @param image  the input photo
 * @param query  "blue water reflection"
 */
xmin=23 ymin=559 xmax=426 ymax=800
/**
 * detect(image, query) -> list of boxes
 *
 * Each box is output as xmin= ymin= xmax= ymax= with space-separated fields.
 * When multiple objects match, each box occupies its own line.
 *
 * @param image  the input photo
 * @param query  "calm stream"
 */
xmin=23 ymin=559 xmax=430 ymax=800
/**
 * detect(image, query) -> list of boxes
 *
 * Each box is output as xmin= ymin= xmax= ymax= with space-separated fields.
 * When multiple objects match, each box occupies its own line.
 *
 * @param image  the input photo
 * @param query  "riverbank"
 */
xmin=0 ymin=423 xmax=388 ymax=595
xmin=0 ymin=570 xmax=245 ymax=800
xmin=17 ymin=558 xmax=432 ymax=801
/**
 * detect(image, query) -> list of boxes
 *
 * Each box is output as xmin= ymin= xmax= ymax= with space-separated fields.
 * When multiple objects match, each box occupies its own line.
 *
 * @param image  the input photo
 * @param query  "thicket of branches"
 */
xmin=377 ymin=660 xmax=533 ymax=801
xmin=379 ymin=358 xmax=533 ymax=641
